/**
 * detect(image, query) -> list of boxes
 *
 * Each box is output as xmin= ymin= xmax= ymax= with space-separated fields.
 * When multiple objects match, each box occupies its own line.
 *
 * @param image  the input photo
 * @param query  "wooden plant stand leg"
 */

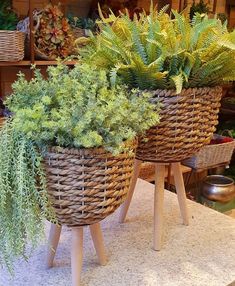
xmin=172 ymin=162 xmax=189 ymax=226
xmin=46 ymin=223 xmax=62 ymax=268
xmin=71 ymin=227 xmax=83 ymax=286
xmin=119 ymin=159 xmax=142 ymax=223
xmin=89 ymin=223 xmax=107 ymax=266
xmin=153 ymin=163 xmax=166 ymax=251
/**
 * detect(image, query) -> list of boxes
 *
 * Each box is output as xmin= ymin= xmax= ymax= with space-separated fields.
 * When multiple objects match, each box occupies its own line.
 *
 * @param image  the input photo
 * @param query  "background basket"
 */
xmin=0 ymin=31 xmax=25 ymax=61
xmin=182 ymin=134 xmax=235 ymax=170
xmin=44 ymin=144 xmax=136 ymax=227
xmin=136 ymin=86 xmax=222 ymax=163
xmin=139 ymin=162 xmax=155 ymax=181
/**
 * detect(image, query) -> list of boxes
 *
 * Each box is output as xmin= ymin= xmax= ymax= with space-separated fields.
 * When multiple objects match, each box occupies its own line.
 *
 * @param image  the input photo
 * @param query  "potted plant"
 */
xmin=0 ymin=63 xmax=159 ymax=273
xmin=0 ymin=0 xmax=24 ymax=61
xmin=78 ymin=6 xmax=235 ymax=249
xmin=79 ymin=6 xmax=235 ymax=162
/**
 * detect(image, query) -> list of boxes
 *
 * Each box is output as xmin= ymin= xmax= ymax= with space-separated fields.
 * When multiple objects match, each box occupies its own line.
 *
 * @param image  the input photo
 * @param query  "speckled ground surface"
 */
xmin=1 ymin=179 xmax=235 ymax=286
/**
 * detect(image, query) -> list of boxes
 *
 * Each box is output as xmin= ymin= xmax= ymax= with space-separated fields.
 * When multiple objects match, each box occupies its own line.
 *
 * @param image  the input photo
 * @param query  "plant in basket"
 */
xmin=79 ymin=5 xmax=235 ymax=162
xmin=0 ymin=63 xmax=159 ymax=270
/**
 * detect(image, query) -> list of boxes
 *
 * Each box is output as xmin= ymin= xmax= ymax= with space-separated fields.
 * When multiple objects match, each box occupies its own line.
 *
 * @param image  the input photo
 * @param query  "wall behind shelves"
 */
xmin=0 ymin=67 xmax=47 ymax=98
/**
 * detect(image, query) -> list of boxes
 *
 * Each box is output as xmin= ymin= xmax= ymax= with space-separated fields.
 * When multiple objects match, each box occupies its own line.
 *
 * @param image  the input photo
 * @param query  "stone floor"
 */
xmin=1 ymin=179 xmax=235 ymax=286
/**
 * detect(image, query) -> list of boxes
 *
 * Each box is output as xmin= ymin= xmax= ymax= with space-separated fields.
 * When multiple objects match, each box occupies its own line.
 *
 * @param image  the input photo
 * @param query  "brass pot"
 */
xmin=202 ymin=175 xmax=235 ymax=203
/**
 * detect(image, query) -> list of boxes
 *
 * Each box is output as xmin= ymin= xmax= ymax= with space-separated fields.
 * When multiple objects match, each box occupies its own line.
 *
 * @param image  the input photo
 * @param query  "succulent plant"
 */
xmin=35 ymin=4 xmax=74 ymax=59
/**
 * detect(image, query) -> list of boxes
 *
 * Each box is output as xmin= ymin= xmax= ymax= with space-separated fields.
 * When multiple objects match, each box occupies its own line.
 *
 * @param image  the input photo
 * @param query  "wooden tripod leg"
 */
xmin=153 ymin=163 xmax=165 ymax=251
xmin=46 ymin=223 xmax=62 ymax=268
xmin=172 ymin=162 xmax=189 ymax=226
xmin=119 ymin=159 xmax=142 ymax=223
xmin=89 ymin=223 xmax=107 ymax=266
xmin=71 ymin=227 xmax=83 ymax=286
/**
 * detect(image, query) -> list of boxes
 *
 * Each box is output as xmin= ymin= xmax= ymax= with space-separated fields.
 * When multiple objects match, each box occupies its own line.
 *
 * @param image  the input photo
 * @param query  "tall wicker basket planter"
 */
xmin=44 ymin=144 xmax=136 ymax=227
xmin=136 ymin=86 xmax=222 ymax=163
xmin=120 ymin=86 xmax=223 ymax=251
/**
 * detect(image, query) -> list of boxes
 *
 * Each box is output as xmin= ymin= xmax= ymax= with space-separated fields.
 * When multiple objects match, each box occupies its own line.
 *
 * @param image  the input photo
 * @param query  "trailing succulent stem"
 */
xmin=0 ymin=121 xmax=56 ymax=271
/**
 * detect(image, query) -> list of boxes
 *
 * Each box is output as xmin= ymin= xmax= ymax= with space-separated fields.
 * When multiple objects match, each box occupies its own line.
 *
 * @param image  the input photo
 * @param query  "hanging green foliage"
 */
xmin=0 ymin=121 xmax=56 ymax=271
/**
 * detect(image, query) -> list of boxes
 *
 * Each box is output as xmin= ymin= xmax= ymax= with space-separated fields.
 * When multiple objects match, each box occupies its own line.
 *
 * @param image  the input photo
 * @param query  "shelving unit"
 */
xmin=0 ymin=60 xmax=78 ymax=67
xmin=0 ymin=0 xmax=225 ymax=97
xmin=0 ymin=0 xmax=81 ymax=97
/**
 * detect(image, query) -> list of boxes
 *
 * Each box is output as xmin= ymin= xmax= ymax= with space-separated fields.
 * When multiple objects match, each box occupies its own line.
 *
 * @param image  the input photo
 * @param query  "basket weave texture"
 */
xmin=136 ymin=86 xmax=222 ymax=163
xmin=0 ymin=31 xmax=25 ymax=61
xmin=182 ymin=134 xmax=235 ymax=170
xmin=44 ymin=144 xmax=136 ymax=227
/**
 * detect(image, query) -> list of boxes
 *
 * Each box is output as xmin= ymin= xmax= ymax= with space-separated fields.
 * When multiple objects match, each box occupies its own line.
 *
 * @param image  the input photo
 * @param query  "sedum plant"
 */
xmin=7 ymin=63 xmax=159 ymax=154
xmin=79 ymin=6 xmax=235 ymax=93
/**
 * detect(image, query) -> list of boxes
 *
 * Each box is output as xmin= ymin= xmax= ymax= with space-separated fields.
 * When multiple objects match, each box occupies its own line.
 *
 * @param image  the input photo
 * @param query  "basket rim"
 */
xmin=46 ymin=140 xmax=137 ymax=156
xmin=0 ymin=30 xmax=25 ymax=34
xmin=147 ymin=85 xmax=222 ymax=96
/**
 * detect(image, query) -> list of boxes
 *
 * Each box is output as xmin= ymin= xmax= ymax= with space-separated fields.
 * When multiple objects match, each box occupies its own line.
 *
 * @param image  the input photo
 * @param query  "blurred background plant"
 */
xmin=189 ymin=0 xmax=210 ymax=19
xmin=0 ymin=0 xmax=18 ymax=30
xmin=67 ymin=14 xmax=96 ymax=31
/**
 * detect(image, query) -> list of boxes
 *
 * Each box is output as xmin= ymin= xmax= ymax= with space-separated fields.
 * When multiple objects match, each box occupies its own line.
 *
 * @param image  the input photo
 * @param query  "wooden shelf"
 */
xmin=0 ymin=60 xmax=78 ymax=67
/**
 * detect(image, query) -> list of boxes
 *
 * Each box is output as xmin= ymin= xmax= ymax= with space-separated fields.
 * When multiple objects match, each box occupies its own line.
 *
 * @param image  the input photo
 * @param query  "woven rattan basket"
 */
xmin=136 ymin=86 xmax=222 ymax=163
xmin=44 ymin=144 xmax=136 ymax=227
xmin=0 ymin=31 xmax=25 ymax=61
xmin=182 ymin=134 xmax=235 ymax=170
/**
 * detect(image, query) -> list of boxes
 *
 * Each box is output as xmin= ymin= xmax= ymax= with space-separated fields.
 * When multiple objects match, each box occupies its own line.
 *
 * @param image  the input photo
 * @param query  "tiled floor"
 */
xmin=1 ymin=179 xmax=235 ymax=286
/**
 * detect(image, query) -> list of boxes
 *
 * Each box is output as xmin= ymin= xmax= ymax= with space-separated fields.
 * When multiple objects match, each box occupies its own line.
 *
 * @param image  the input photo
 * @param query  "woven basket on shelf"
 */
xmin=0 ymin=31 xmax=25 ymax=61
xmin=136 ymin=86 xmax=222 ymax=163
xmin=44 ymin=143 xmax=136 ymax=227
xmin=182 ymin=134 xmax=235 ymax=170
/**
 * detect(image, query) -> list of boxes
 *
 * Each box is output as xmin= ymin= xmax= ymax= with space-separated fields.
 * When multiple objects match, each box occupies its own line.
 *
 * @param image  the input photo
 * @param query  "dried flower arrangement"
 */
xmin=34 ymin=4 xmax=74 ymax=60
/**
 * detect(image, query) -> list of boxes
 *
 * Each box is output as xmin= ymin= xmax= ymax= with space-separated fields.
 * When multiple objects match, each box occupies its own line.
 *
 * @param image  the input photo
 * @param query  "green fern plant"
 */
xmin=79 ymin=6 xmax=235 ymax=93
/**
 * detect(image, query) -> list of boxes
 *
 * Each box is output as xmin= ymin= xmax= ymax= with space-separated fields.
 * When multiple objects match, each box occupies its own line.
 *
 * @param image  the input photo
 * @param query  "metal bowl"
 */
xmin=202 ymin=175 xmax=235 ymax=203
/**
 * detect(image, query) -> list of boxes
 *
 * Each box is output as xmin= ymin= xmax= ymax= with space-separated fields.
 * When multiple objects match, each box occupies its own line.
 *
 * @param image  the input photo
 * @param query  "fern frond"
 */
xmin=171 ymin=74 xmax=183 ymax=94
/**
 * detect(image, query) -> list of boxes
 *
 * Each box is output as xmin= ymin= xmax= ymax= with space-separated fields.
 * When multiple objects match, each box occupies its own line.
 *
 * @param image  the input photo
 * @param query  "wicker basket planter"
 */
xmin=182 ymin=134 xmax=235 ymax=170
xmin=44 ymin=144 xmax=136 ymax=227
xmin=0 ymin=31 xmax=25 ymax=61
xmin=136 ymin=86 xmax=222 ymax=163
